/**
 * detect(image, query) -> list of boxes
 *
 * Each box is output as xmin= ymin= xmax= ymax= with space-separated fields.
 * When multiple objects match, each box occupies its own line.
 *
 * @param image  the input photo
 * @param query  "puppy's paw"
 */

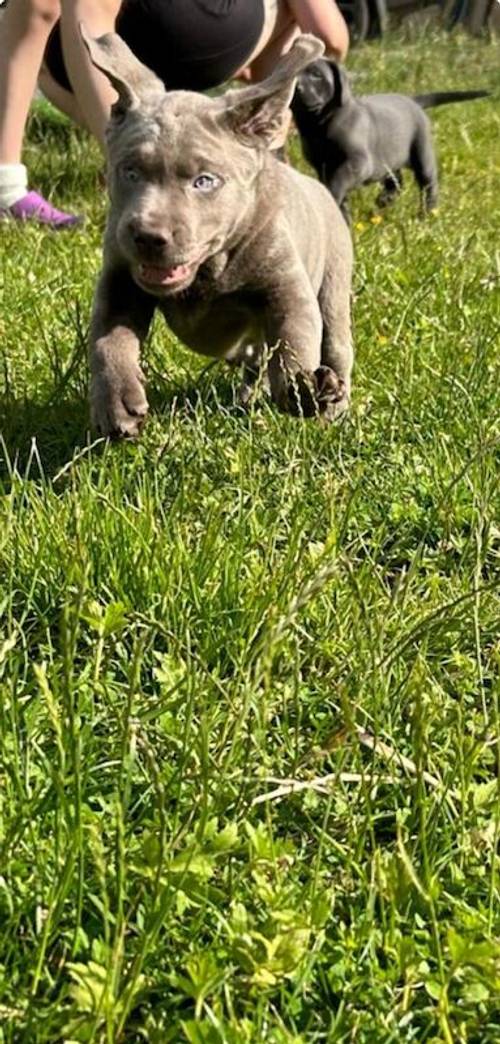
xmin=314 ymin=365 xmax=349 ymax=422
xmin=238 ymin=371 xmax=270 ymax=410
xmin=284 ymin=370 xmax=319 ymax=418
xmin=91 ymin=367 xmax=149 ymax=439
xmin=284 ymin=366 xmax=348 ymax=421
xmin=238 ymin=382 xmax=255 ymax=411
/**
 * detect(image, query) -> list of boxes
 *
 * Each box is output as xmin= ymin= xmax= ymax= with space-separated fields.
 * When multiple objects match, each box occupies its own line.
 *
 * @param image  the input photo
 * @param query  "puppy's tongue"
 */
xmin=139 ymin=262 xmax=191 ymax=285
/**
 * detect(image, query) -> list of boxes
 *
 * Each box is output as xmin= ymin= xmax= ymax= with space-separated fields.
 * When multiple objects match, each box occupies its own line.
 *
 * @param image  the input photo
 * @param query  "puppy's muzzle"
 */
xmin=128 ymin=219 xmax=169 ymax=257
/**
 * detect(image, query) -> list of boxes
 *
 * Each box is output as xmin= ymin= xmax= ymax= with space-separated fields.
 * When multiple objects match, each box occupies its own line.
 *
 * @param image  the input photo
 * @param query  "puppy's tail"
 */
xmin=414 ymin=90 xmax=489 ymax=108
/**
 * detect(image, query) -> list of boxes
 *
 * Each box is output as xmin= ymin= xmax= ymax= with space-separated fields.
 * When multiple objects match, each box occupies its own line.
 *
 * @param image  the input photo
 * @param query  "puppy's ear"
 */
xmin=328 ymin=61 xmax=351 ymax=107
xmin=80 ymin=25 xmax=165 ymax=116
xmin=219 ymin=34 xmax=325 ymax=147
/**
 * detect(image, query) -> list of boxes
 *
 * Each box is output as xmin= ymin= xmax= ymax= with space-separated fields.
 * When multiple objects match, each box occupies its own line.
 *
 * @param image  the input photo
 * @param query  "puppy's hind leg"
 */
xmin=376 ymin=170 xmax=403 ymax=208
xmin=410 ymin=126 xmax=439 ymax=212
xmin=238 ymin=344 xmax=269 ymax=409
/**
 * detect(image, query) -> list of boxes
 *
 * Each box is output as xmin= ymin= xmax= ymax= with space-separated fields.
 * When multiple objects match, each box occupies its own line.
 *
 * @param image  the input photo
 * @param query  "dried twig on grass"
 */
xmin=354 ymin=725 xmax=443 ymax=790
xmin=252 ymin=771 xmax=394 ymax=806
xmin=252 ymin=723 xmax=458 ymax=806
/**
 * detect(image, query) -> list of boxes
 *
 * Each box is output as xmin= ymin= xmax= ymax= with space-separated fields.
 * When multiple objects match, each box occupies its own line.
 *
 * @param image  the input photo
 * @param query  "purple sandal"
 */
xmin=1 ymin=190 xmax=83 ymax=229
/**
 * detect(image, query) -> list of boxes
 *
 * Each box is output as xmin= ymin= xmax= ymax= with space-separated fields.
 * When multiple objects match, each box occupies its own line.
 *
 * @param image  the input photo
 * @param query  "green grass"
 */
xmin=1 ymin=29 xmax=500 ymax=1044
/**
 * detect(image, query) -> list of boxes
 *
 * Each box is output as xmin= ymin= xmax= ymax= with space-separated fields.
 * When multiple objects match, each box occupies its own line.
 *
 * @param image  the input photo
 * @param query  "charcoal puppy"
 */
xmin=292 ymin=59 xmax=488 ymax=215
xmin=83 ymin=30 xmax=353 ymax=439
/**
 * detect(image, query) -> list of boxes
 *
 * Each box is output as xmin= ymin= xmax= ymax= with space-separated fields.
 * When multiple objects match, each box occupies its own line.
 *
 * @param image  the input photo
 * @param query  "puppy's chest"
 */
xmin=301 ymin=125 xmax=347 ymax=178
xmin=160 ymin=289 xmax=265 ymax=360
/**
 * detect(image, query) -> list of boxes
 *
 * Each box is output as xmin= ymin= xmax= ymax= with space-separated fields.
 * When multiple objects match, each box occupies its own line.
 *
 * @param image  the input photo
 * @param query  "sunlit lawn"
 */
xmin=1 ymin=28 xmax=500 ymax=1043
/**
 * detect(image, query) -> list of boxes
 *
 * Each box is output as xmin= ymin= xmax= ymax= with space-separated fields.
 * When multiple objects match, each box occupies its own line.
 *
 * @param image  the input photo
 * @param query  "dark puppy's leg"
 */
xmin=376 ymin=170 xmax=403 ymax=208
xmin=325 ymin=153 xmax=372 ymax=214
xmin=90 ymin=266 xmax=156 ymax=438
xmin=339 ymin=198 xmax=352 ymax=226
xmin=410 ymin=128 xmax=439 ymax=212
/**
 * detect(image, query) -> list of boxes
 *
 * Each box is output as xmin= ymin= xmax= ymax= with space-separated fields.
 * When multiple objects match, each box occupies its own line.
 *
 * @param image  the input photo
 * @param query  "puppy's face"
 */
xmin=295 ymin=60 xmax=350 ymax=113
xmin=296 ymin=60 xmax=336 ymax=111
xmin=105 ymin=98 xmax=262 ymax=297
xmin=83 ymin=29 xmax=325 ymax=298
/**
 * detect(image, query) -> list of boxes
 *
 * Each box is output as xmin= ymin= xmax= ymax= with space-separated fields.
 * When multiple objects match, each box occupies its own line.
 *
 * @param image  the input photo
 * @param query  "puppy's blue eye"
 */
xmin=122 ymin=165 xmax=140 ymax=182
xmin=193 ymin=172 xmax=220 ymax=192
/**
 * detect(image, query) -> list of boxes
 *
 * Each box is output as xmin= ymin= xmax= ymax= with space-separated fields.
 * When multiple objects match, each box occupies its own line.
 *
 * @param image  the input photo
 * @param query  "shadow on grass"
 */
xmin=0 ymin=368 xmax=247 ymax=487
xmin=0 ymin=393 xmax=89 ymax=485
xmin=148 ymin=362 xmax=245 ymax=418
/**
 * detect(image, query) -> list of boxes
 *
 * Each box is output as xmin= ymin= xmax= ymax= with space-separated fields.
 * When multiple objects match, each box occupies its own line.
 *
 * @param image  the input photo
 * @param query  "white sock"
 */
xmin=0 ymin=163 xmax=28 ymax=208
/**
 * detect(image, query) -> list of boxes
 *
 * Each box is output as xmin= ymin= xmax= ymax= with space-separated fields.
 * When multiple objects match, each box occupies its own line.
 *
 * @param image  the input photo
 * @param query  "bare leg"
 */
xmin=247 ymin=23 xmax=300 ymax=82
xmin=0 ymin=0 xmax=60 ymax=164
xmin=236 ymin=0 xmax=349 ymax=82
xmin=235 ymin=2 xmax=298 ymax=82
xmin=38 ymin=63 xmax=86 ymax=127
xmin=59 ymin=0 xmax=120 ymax=146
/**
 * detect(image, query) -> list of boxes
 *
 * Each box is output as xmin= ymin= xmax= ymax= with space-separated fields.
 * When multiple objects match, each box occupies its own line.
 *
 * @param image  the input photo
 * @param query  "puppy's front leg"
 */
xmin=90 ymin=266 xmax=155 ymax=438
xmin=326 ymin=155 xmax=371 ymax=210
xmin=265 ymin=283 xmax=331 ymax=418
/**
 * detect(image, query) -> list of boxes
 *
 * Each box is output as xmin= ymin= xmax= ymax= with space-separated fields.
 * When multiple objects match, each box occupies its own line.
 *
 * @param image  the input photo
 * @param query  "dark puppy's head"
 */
xmin=82 ymin=27 xmax=324 ymax=297
xmin=294 ymin=59 xmax=351 ymax=113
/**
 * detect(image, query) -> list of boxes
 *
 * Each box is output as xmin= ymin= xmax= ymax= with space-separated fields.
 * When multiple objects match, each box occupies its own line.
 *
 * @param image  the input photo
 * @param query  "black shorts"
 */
xmin=45 ymin=0 xmax=265 ymax=94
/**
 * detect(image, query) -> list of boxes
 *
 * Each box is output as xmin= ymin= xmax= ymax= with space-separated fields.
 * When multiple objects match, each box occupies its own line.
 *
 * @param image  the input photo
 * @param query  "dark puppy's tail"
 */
xmin=414 ymin=90 xmax=489 ymax=108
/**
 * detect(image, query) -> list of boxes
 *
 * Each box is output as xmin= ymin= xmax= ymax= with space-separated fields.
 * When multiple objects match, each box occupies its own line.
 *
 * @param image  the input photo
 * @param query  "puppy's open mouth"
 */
xmin=136 ymin=260 xmax=198 ymax=292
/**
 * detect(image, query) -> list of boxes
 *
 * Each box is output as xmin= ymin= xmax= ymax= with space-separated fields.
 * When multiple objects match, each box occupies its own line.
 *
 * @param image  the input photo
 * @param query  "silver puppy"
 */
xmin=84 ymin=30 xmax=353 ymax=438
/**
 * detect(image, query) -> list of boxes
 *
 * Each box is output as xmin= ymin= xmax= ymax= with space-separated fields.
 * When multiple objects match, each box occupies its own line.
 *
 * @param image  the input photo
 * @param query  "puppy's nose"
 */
xmin=129 ymin=223 xmax=168 ymax=250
